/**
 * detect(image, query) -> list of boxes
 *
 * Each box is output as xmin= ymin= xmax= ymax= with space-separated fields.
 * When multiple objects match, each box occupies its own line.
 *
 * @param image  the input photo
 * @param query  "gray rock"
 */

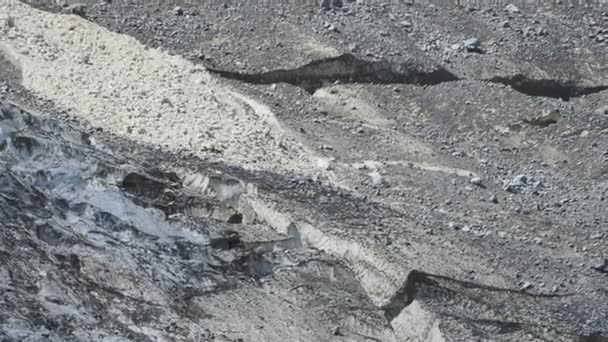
xmin=448 ymin=221 xmax=463 ymax=230
xmin=173 ymin=6 xmax=184 ymax=16
xmin=67 ymin=3 xmax=86 ymax=17
xmin=470 ymin=177 xmax=483 ymax=186
xmin=595 ymin=105 xmax=608 ymax=116
xmin=591 ymin=259 xmax=608 ymax=273
xmin=505 ymin=4 xmax=520 ymax=13
xmin=505 ymin=174 xmax=528 ymax=193
xmin=533 ymin=180 xmax=544 ymax=189
xmin=463 ymin=38 xmax=479 ymax=47
xmin=520 ymin=281 xmax=533 ymax=290
xmin=400 ymin=20 xmax=412 ymax=28
xmin=4 ymin=4 xmax=608 ymax=341
xmin=590 ymin=232 xmax=604 ymax=240
xmin=450 ymin=43 xmax=462 ymax=51
xmin=463 ymin=38 xmax=482 ymax=53
xmin=523 ymin=109 xmax=561 ymax=127
xmin=320 ymin=0 xmax=342 ymax=10
xmin=2 ymin=15 xmax=15 ymax=29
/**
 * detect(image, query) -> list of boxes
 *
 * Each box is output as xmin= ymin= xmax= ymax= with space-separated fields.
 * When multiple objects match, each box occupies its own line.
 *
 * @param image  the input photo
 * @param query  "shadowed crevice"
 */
xmin=206 ymin=53 xmax=460 ymax=93
xmin=380 ymin=270 xmax=605 ymax=341
xmin=486 ymin=75 xmax=608 ymax=100
xmin=207 ymin=54 xmax=608 ymax=100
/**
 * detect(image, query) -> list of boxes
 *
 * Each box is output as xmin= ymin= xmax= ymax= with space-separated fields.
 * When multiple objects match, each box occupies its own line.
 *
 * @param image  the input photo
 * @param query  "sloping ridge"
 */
xmin=0 ymin=100 xmax=397 ymax=341
xmin=2 ymin=94 xmax=607 ymax=341
xmin=383 ymin=270 xmax=607 ymax=341
xmin=239 ymin=197 xmax=608 ymax=342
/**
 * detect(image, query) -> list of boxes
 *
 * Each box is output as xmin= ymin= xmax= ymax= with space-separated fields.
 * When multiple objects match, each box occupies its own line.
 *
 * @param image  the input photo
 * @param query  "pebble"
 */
xmin=490 ymin=195 xmax=499 ymax=203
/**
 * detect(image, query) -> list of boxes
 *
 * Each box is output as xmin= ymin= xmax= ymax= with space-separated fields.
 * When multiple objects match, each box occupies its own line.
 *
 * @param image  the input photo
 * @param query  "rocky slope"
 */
xmin=1 ymin=1 xmax=607 ymax=341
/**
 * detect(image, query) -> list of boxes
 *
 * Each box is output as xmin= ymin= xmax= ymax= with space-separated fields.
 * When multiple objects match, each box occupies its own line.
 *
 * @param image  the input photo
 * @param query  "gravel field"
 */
xmin=1 ymin=1 xmax=607 ymax=341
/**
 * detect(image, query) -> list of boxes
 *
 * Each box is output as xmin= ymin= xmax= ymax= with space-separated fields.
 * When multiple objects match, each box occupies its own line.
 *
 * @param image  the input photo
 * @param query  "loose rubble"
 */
xmin=1 ymin=1 xmax=607 ymax=341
